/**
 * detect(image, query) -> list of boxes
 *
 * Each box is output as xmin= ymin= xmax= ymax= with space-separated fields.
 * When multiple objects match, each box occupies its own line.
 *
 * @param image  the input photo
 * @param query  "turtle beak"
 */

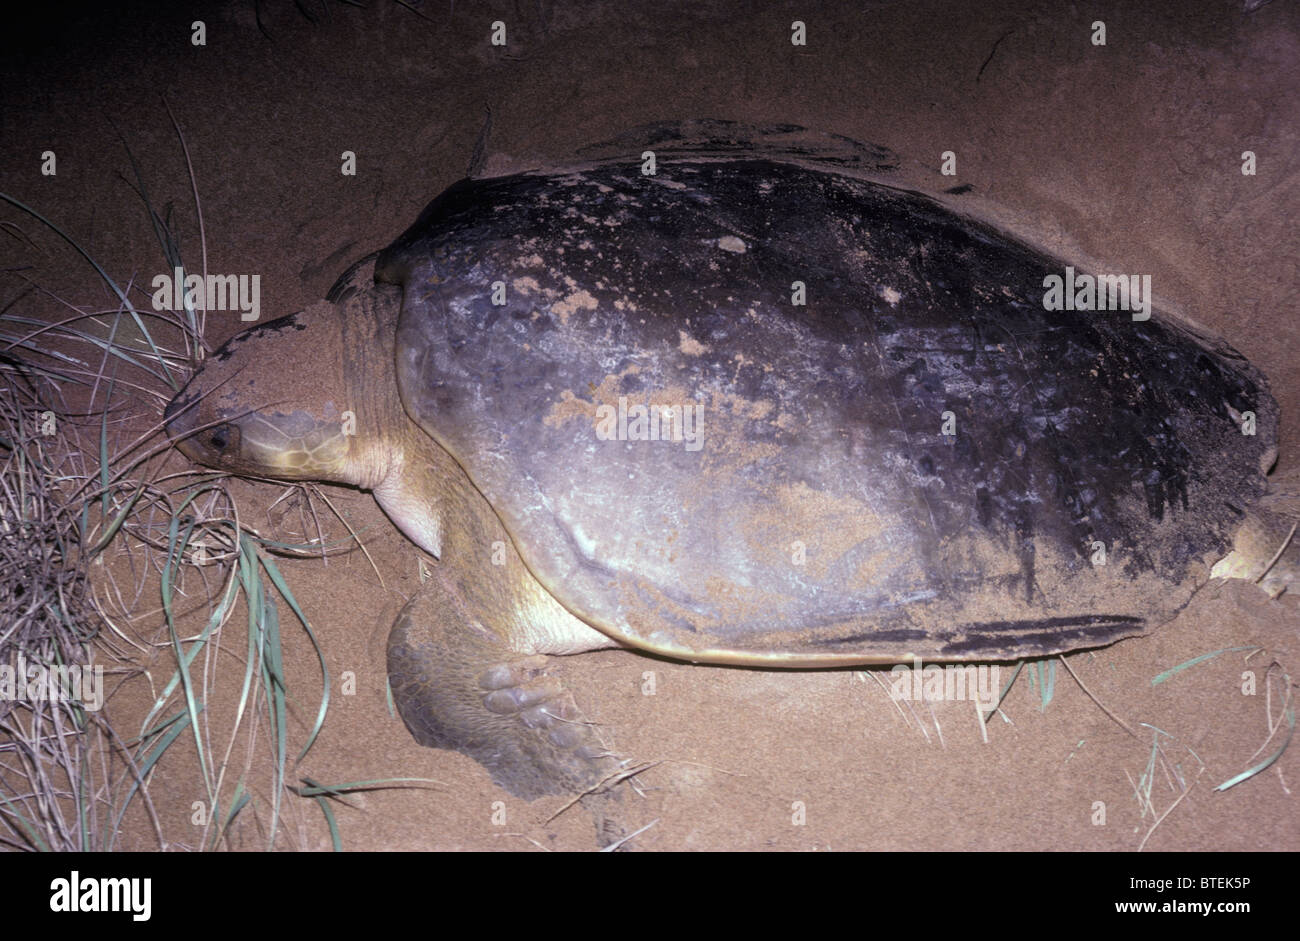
xmin=163 ymin=388 xmax=200 ymax=454
xmin=163 ymin=390 xmax=190 ymax=439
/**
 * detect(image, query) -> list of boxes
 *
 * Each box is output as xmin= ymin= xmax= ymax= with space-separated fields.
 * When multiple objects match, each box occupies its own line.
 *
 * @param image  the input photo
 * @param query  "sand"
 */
xmin=1 ymin=0 xmax=1296 ymax=852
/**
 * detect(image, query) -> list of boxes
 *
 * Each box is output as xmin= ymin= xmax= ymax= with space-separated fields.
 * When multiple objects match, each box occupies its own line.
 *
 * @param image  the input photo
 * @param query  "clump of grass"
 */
xmin=0 ymin=364 xmax=95 ymax=667
xmin=0 ymin=355 xmax=118 ymax=850
xmin=0 ymin=125 xmax=421 ymax=851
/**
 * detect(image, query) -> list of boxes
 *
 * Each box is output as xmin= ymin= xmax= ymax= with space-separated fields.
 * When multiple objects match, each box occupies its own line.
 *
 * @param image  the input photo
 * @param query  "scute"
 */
xmin=374 ymin=139 xmax=1275 ymax=664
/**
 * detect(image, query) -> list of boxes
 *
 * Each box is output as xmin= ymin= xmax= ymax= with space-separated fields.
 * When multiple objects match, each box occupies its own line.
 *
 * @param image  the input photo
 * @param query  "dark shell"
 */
xmin=374 ymin=136 xmax=1275 ymax=663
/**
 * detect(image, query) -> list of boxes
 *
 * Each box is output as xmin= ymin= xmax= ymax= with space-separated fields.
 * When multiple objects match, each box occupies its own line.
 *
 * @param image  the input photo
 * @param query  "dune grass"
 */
xmin=0 ymin=128 xmax=422 ymax=851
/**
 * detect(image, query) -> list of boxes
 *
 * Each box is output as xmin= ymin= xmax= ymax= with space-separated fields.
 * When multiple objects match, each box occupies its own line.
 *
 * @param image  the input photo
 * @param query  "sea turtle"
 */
xmin=164 ymin=121 xmax=1296 ymax=807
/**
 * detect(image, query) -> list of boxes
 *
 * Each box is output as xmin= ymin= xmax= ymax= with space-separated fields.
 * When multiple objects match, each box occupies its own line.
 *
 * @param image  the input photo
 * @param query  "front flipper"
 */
xmin=386 ymin=576 xmax=623 ymax=802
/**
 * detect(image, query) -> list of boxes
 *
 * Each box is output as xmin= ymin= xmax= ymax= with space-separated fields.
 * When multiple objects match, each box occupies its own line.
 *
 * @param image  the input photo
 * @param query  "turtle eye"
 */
xmin=208 ymin=423 xmax=236 ymax=453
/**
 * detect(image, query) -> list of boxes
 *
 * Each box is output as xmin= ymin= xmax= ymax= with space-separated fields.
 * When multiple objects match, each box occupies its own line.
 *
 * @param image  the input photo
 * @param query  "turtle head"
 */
xmin=164 ymin=298 xmax=395 ymax=489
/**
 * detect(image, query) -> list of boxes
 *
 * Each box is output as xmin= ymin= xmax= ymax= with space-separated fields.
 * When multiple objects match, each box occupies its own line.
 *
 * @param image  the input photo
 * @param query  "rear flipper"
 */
xmin=1211 ymin=467 xmax=1300 ymax=599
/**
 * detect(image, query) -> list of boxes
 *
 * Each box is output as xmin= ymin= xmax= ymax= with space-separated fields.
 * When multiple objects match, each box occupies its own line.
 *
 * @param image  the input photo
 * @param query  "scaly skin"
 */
xmin=164 ymin=261 xmax=626 ymax=840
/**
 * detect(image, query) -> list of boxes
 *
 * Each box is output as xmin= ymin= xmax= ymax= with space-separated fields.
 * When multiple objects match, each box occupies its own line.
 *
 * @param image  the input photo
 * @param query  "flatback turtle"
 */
xmin=165 ymin=121 xmax=1296 ymax=804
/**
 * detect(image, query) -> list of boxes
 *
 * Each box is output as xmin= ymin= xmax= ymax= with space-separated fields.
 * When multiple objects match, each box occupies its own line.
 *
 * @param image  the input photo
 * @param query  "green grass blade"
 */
xmin=1151 ymin=646 xmax=1259 ymax=685
xmin=257 ymin=549 xmax=331 ymax=760
xmin=1216 ymin=704 xmax=1295 ymax=791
